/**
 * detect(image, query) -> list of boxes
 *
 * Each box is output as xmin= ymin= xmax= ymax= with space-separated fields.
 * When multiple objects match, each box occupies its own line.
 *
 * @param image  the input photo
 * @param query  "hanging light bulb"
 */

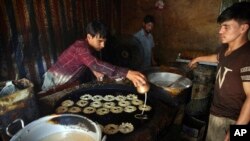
xmin=155 ymin=0 xmax=165 ymax=10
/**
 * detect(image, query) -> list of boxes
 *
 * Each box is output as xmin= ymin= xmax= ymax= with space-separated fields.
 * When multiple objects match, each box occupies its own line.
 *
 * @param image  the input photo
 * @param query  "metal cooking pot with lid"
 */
xmin=7 ymin=114 xmax=103 ymax=141
xmin=147 ymin=72 xmax=192 ymax=95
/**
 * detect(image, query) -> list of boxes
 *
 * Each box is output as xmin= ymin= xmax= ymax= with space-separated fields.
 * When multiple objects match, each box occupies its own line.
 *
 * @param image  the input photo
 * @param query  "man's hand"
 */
xmin=126 ymin=70 xmax=147 ymax=87
xmin=92 ymin=70 xmax=104 ymax=81
xmin=188 ymin=54 xmax=218 ymax=69
xmin=188 ymin=58 xmax=199 ymax=69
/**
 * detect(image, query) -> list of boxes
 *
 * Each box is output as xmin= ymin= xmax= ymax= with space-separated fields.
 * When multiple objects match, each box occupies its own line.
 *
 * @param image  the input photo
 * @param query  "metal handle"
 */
xmin=6 ymin=119 xmax=25 ymax=137
xmin=166 ymin=76 xmax=185 ymax=87
xmin=101 ymin=135 xmax=107 ymax=141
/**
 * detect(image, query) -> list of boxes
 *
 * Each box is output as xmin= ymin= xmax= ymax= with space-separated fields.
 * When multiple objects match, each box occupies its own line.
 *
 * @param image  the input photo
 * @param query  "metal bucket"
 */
xmin=7 ymin=114 xmax=103 ymax=141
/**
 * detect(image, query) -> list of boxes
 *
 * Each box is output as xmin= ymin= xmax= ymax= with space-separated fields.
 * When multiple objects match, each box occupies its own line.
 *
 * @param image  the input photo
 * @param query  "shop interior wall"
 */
xmin=0 ymin=0 xmax=244 ymax=91
xmin=120 ymin=0 xmax=221 ymax=64
xmin=0 ymin=0 xmax=121 ymax=91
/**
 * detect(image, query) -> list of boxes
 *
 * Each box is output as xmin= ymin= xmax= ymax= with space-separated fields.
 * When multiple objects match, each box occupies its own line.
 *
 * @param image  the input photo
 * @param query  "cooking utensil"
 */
xmin=166 ymin=76 xmax=186 ymax=87
xmin=6 ymin=114 xmax=103 ymax=141
xmin=166 ymin=66 xmax=192 ymax=88
xmin=136 ymin=82 xmax=150 ymax=94
xmin=147 ymin=72 xmax=192 ymax=95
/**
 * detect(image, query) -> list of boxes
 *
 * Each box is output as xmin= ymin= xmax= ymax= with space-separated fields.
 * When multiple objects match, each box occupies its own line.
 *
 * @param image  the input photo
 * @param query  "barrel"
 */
xmin=185 ymin=65 xmax=216 ymax=118
xmin=181 ymin=65 xmax=216 ymax=141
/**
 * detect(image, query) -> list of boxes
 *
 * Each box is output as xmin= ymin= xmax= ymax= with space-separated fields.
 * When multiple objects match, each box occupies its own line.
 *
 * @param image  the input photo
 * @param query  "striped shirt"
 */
xmin=47 ymin=39 xmax=128 ymax=85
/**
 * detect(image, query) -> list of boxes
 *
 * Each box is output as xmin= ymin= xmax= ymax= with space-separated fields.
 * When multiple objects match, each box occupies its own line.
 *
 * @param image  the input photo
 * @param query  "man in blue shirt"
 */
xmin=134 ymin=15 xmax=156 ymax=70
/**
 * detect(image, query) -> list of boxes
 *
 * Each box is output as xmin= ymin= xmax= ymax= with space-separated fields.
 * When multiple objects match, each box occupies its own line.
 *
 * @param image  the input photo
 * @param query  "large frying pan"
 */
xmin=147 ymin=72 xmax=192 ymax=95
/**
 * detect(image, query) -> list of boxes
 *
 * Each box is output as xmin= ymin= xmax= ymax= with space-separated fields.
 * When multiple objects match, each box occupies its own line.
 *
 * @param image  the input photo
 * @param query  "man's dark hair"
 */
xmin=86 ymin=20 xmax=107 ymax=38
xmin=217 ymin=1 xmax=250 ymax=25
xmin=143 ymin=15 xmax=155 ymax=24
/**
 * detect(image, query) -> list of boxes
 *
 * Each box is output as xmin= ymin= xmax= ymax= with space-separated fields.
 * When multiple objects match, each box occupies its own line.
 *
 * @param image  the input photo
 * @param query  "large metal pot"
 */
xmin=7 ymin=114 xmax=103 ymax=141
xmin=147 ymin=72 xmax=192 ymax=95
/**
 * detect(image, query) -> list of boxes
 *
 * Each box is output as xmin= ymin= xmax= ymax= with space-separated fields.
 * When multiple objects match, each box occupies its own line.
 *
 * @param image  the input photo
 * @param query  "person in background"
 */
xmin=42 ymin=20 xmax=147 ymax=91
xmin=188 ymin=2 xmax=250 ymax=141
xmin=134 ymin=15 xmax=156 ymax=70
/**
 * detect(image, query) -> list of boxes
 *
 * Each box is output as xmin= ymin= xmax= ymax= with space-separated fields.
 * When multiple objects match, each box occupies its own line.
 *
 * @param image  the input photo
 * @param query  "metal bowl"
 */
xmin=8 ymin=114 xmax=102 ymax=141
xmin=147 ymin=72 xmax=192 ymax=95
